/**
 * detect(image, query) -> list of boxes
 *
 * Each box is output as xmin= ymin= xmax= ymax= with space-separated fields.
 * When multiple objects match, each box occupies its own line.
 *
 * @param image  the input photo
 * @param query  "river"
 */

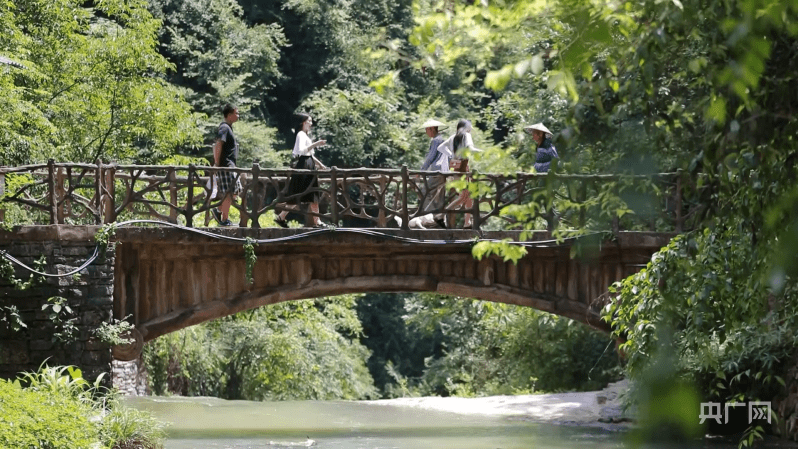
xmin=126 ymin=396 xmax=796 ymax=449
xmin=126 ymin=396 xmax=629 ymax=449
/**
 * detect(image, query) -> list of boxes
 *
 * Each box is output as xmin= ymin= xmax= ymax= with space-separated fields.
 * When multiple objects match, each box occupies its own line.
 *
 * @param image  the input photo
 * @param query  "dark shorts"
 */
xmin=217 ymin=170 xmax=242 ymax=196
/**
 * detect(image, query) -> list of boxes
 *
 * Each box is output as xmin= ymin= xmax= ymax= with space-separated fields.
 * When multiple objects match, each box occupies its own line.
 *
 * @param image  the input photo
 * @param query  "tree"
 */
xmin=147 ymin=0 xmax=289 ymax=166
xmin=403 ymin=0 xmax=798 ymax=440
xmin=404 ymin=294 xmax=620 ymax=396
xmin=356 ymin=293 xmax=441 ymax=396
xmin=144 ymin=296 xmax=379 ymax=401
xmin=0 ymin=0 xmax=202 ymax=165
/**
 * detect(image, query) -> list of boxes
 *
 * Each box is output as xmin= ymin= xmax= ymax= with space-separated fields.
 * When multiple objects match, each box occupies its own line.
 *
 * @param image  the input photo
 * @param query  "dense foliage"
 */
xmin=0 ymin=0 xmax=202 ymax=165
xmin=402 ymin=294 xmax=621 ymax=396
xmin=145 ymin=293 xmax=621 ymax=401
xmin=0 ymin=366 xmax=165 ymax=449
xmin=469 ymin=0 xmax=798 ymax=442
xmin=0 ymin=378 xmax=98 ymax=448
xmin=144 ymin=296 xmax=379 ymax=400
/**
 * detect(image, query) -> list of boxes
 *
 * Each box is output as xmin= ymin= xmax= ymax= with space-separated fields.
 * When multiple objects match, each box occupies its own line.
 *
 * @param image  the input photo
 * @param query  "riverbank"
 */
xmin=371 ymin=379 xmax=633 ymax=429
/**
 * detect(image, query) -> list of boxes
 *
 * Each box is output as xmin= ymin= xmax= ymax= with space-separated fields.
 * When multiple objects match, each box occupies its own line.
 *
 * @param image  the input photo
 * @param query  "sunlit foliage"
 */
xmin=0 ymin=0 xmax=202 ymax=165
xmin=0 ymin=365 xmax=166 ymax=449
xmin=144 ymin=296 xmax=378 ymax=400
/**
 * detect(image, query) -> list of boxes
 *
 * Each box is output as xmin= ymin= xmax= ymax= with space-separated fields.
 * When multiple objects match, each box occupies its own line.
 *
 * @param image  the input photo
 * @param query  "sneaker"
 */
xmin=211 ymin=208 xmax=222 ymax=224
xmin=219 ymin=219 xmax=235 ymax=227
xmin=433 ymin=217 xmax=447 ymax=229
xmin=275 ymin=217 xmax=289 ymax=228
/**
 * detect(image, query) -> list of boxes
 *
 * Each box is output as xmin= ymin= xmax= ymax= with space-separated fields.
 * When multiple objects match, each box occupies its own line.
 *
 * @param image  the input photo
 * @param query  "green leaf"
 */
xmin=485 ymin=65 xmax=513 ymax=91
xmin=707 ymin=96 xmax=727 ymax=124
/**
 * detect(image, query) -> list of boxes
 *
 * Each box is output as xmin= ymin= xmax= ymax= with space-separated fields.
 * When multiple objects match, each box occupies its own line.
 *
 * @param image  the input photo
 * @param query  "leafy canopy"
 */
xmin=1 ymin=0 xmax=202 ymax=165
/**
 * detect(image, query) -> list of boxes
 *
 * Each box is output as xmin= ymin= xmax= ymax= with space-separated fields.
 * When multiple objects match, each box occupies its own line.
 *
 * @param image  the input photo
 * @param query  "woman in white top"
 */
xmin=276 ymin=113 xmax=327 ymax=228
xmin=436 ymin=119 xmax=480 ymax=228
xmin=435 ymin=119 xmax=481 ymax=173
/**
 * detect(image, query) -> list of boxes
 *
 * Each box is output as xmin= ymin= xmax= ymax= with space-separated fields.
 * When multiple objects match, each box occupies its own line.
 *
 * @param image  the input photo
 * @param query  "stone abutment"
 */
xmin=0 ymin=226 xmax=122 ymax=387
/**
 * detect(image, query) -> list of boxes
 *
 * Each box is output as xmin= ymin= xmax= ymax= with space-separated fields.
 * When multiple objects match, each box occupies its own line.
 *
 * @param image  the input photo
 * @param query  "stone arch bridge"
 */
xmin=115 ymin=227 xmax=670 ymax=349
xmin=0 ymin=225 xmax=671 ymax=383
xmin=1 ymin=225 xmax=672 ymax=391
xmin=0 ymin=163 xmax=689 ymax=389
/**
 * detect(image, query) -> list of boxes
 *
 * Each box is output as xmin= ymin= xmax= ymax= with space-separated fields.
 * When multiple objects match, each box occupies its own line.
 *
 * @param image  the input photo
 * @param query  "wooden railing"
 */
xmin=0 ymin=161 xmax=698 ymax=231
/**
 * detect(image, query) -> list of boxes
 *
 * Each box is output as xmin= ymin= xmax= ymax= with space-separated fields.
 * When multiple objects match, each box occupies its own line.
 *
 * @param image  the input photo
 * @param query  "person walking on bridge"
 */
xmin=437 ymin=119 xmax=482 ymax=228
xmin=525 ymin=122 xmax=561 ymax=228
xmin=524 ymin=123 xmax=559 ymax=173
xmin=276 ymin=113 xmax=327 ymax=228
xmin=420 ymin=119 xmax=445 ymax=171
xmin=211 ymin=104 xmax=242 ymax=227
xmin=413 ymin=119 xmax=447 ymax=229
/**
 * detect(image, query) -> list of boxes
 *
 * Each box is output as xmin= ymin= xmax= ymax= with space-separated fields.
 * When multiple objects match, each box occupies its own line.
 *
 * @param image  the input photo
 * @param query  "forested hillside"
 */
xmin=3 ymin=0 xmax=798 ymax=443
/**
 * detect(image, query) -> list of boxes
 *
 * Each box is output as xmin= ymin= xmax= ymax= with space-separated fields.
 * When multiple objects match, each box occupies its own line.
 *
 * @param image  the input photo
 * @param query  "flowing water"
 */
xmin=126 ymin=396 xmax=628 ymax=449
xmin=126 ymin=396 xmax=789 ymax=449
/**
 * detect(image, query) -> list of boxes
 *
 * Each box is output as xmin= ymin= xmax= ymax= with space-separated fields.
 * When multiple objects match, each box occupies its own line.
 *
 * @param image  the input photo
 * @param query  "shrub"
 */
xmin=98 ymin=394 xmax=166 ymax=449
xmin=0 ymin=365 xmax=166 ymax=449
xmin=0 ymin=378 xmax=99 ymax=448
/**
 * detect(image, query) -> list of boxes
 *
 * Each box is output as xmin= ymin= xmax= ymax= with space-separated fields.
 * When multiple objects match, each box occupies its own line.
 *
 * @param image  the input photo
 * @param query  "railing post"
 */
xmin=544 ymin=175 xmax=557 ymax=232
xmin=377 ymin=176 xmax=388 ymax=228
xmin=579 ymin=180 xmax=587 ymax=228
xmin=611 ymin=178 xmax=620 ymax=235
xmin=54 ymin=166 xmax=66 ymax=224
xmin=471 ymin=172 xmax=480 ymax=230
xmin=0 ymin=168 xmax=5 ymax=222
xmin=546 ymin=210 xmax=555 ymax=232
xmin=94 ymin=160 xmax=102 ymax=224
xmin=104 ymin=163 xmax=116 ymax=224
xmin=675 ymin=169 xmax=683 ymax=233
xmin=47 ymin=159 xmax=57 ymax=224
xmin=446 ymin=173 xmax=455 ymax=228
xmin=168 ymin=168 xmax=178 ymax=224
xmin=186 ymin=164 xmax=195 ymax=228
xmin=400 ymin=165 xmax=410 ymax=230
xmin=330 ymin=167 xmax=339 ymax=226
xmin=250 ymin=163 xmax=261 ymax=229
xmin=235 ymin=170 xmax=247 ymax=228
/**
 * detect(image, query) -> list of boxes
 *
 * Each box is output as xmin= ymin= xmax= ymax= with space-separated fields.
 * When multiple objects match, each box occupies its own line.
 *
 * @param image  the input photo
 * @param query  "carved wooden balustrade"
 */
xmin=0 ymin=161 xmax=697 ymax=231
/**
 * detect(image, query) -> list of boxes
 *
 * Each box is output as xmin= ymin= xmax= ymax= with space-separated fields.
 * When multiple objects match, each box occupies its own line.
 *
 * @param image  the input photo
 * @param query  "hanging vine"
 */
xmin=94 ymin=223 xmax=117 ymax=259
xmin=243 ymin=237 xmax=257 ymax=285
xmin=0 ymin=254 xmax=46 ymax=332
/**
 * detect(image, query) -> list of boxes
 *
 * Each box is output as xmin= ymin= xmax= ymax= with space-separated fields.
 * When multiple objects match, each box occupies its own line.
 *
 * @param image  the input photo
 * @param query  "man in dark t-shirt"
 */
xmin=212 ymin=104 xmax=241 ymax=226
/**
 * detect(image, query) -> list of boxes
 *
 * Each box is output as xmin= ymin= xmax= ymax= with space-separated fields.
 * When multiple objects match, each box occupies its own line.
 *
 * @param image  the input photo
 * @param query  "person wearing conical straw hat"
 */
xmin=523 ymin=123 xmax=559 ymax=173
xmin=419 ymin=119 xmax=446 ymax=171
xmin=416 ymin=119 xmax=447 ymax=228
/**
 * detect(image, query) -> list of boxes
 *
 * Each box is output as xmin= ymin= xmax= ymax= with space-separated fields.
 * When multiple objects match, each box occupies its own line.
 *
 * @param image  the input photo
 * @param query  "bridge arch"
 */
xmin=114 ymin=227 xmax=670 ymax=352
